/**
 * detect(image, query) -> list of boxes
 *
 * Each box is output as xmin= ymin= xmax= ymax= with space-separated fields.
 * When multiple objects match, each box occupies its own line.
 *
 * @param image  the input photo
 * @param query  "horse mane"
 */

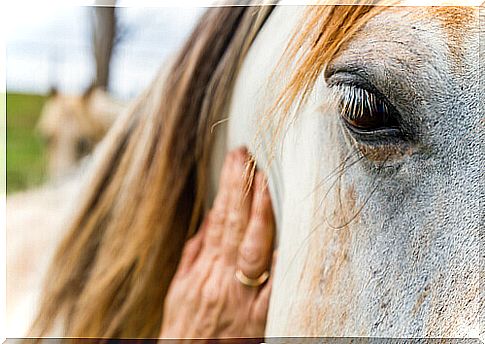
xmin=30 ymin=4 xmax=275 ymax=337
xmin=30 ymin=2 xmax=385 ymax=338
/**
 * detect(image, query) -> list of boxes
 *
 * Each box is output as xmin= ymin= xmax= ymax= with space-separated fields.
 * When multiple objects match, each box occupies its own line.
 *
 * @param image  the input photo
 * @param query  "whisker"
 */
xmin=305 ymin=148 xmax=361 ymax=199
xmin=316 ymin=150 xmax=364 ymax=206
xmin=325 ymin=152 xmax=398 ymax=230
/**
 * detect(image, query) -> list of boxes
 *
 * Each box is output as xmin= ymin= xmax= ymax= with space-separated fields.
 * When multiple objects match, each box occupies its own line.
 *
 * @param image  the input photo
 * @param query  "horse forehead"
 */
xmin=355 ymin=6 xmax=479 ymax=73
xmin=426 ymin=6 xmax=478 ymax=58
xmin=428 ymin=6 xmax=477 ymax=26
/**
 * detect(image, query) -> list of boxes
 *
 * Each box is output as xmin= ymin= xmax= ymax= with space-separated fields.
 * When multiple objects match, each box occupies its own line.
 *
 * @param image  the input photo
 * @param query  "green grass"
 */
xmin=6 ymin=92 xmax=48 ymax=194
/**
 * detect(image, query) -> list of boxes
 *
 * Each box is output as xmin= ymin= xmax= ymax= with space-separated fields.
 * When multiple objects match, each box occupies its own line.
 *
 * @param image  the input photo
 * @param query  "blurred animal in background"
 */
xmin=36 ymin=86 xmax=125 ymax=179
xmin=7 ymin=3 xmax=127 ymax=336
xmin=7 ymin=85 xmax=125 ymax=335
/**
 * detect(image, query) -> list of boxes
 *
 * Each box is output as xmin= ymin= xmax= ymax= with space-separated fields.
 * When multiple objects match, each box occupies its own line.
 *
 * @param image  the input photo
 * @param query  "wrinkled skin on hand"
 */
xmin=160 ymin=148 xmax=275 ymax=339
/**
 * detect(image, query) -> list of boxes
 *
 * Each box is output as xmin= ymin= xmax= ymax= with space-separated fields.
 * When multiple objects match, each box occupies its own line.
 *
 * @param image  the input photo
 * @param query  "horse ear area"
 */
xmin=82 ymin=83 xmax=98 ymax=101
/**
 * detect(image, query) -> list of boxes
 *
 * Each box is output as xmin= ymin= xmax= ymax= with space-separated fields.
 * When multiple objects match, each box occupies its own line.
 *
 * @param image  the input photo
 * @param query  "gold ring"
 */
xmin=235 ymin=269 xmax=269 ymax=287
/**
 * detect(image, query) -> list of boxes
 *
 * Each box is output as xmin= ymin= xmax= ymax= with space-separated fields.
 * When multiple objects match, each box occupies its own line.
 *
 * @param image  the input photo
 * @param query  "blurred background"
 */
xmin=6 ymin=4 xmax=202 ymax=193
xmin=5 ymin=5 xmax=204 ymax=334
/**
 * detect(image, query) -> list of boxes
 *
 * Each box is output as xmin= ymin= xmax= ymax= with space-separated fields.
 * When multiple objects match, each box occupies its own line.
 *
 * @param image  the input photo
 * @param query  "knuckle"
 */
xmin=206 ymin=230 xmax=222 ymax=244
xmin=209 ymin=209 xmax=226 ymax=226
xmin=201 ymin=280 xmax=219 ymax=307
xmin=226 ymin=211 xmax=242 ymax=229
xmin=229 ymin=149 xmax=240 ymax=160
xmin=239 ymin=242 xmax=263 ymax=266
xmin=182 ymin=238 xmax=197 ymax=255
xmin=186 ymin=286 xmax=200 ymax=303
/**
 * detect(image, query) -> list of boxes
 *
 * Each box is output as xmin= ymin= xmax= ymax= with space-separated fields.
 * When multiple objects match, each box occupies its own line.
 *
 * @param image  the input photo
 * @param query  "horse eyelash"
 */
xmin=334 ymin=84 xmax=390 ymax=120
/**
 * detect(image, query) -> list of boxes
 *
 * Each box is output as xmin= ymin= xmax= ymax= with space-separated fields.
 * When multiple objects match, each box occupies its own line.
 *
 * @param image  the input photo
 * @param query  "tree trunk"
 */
xmin=92 ymin=4 xmax=116 ymax=89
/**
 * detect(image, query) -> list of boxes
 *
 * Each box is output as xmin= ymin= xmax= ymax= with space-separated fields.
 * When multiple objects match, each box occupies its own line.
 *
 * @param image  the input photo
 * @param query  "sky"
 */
xmin=5 ymin=5 xmax=202 ymax=99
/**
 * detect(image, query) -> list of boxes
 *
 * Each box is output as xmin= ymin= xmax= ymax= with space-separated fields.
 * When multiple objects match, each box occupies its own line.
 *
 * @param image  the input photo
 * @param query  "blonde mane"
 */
xmin=30 ymin=2 xmax=387 ymax=338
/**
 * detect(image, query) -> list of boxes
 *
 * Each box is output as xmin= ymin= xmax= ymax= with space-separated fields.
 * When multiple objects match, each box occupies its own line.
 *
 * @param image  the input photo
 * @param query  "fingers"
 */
xmin=252 ymin=251 xmax=277 ymax=324
xmin=164 ymin=147 xmax=276 ymax=339
xmin=204 ymin=151 xmax=235 ymax=248
xmin=221 ymin=148 xmax=253 ymax=261
xmin=175 ymin=217 xmax=209 ymax=276
xmin=204 ymin=148 xmax=253 ymax=258
xmin=200 ymin=147 xmax=275 ymax=281
xmin=237 ymin=172 xmax=275 ymax=280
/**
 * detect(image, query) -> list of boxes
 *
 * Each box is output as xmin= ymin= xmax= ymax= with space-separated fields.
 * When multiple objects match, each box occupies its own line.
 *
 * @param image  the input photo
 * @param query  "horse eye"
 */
xmin=337 ymin=86 xmax=399 ymax=132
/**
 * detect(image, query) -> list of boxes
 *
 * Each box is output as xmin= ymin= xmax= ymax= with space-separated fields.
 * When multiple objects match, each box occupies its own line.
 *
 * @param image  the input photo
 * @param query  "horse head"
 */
xmin=222 ymin=4 xmax=483 ymax=337
xmin=36 ymin=86 xmax=124 ymax=179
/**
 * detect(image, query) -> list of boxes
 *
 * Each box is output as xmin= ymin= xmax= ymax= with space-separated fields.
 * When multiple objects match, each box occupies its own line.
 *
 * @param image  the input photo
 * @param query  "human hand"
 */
xmin=160 ymin=148 xmax=275 ymax=339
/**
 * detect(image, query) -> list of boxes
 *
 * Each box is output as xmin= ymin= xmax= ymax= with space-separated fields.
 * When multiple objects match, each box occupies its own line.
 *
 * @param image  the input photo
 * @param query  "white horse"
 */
xmin=216 ymin=2 xmax=483 ymax=338
xmin=7 ymin=1 xmax=483 ymax=339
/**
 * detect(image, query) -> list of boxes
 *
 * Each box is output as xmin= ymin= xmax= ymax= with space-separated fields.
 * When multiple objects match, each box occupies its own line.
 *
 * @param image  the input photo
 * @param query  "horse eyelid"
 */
xmin=331 ymin=84 xmax=403 ymax=134
xmin=335 ymin=85 xmax=387 ymax=119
